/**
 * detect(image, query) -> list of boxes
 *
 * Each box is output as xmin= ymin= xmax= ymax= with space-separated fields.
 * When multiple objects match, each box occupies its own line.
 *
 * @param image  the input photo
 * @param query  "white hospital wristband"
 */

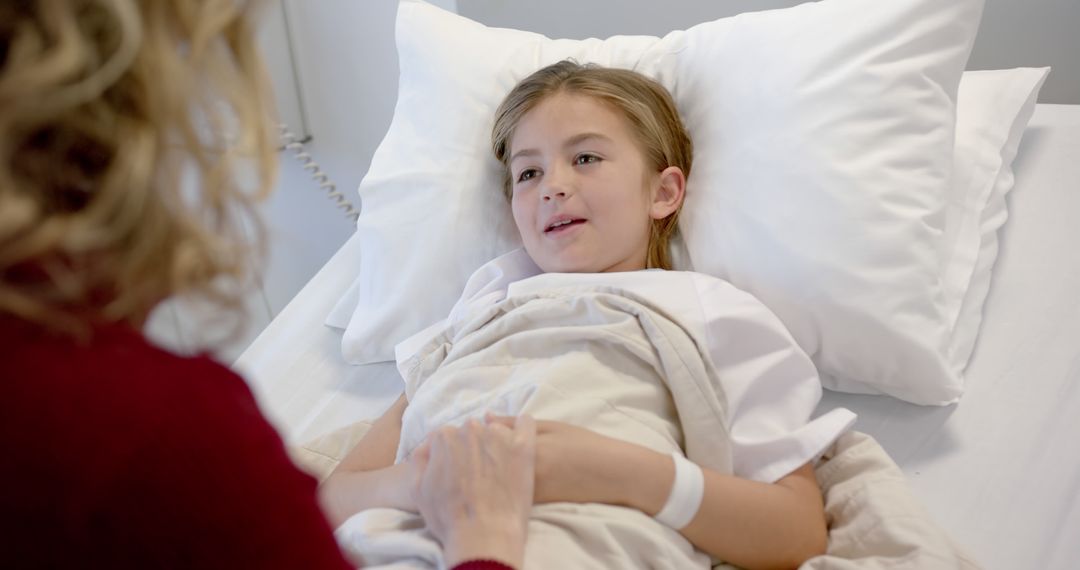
xmin=653 ymin=451 xmax=705 ymax=530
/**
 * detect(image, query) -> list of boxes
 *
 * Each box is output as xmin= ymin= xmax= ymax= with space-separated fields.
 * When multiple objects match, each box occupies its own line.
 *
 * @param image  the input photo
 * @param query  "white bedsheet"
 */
xmin=235 ymin=104 xmax=1080 ymax=570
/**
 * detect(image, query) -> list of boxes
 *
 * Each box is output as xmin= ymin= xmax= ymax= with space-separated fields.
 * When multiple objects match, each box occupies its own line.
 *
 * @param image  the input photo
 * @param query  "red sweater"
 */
xmin=0 ymin=316 xmax=520 ymax=569
xmin=0 ymin=316 xmax=354 ymax=568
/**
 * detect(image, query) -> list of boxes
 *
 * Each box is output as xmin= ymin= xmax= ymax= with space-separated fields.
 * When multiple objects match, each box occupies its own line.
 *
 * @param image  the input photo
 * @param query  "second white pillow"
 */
xmin=944 ymin=67 xmax=1050 ymax=372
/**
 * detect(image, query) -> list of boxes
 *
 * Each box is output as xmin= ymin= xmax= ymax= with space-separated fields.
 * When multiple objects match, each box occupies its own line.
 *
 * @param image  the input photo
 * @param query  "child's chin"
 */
xmin=539 ymin=257 xmax=596 ymax=274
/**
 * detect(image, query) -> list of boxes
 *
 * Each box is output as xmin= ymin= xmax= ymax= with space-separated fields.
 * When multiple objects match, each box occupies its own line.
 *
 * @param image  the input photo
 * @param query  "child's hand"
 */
xmin=485 ymin=416 xmax=667 ymax=510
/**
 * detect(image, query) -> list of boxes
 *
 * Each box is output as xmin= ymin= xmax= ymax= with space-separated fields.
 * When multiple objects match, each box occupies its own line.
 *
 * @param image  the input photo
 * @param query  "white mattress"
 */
xmin=235 ymin=103 xmax=1080 ymax=570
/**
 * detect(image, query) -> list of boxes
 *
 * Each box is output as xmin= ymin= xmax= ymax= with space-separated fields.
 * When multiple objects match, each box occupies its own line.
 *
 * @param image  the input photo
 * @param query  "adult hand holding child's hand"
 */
xmin=409 ymin=414 xmax=536 ymax=568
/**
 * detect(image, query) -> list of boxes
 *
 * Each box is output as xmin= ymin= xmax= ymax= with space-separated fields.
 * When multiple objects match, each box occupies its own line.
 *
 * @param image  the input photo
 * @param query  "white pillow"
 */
xmin=332 ymin=0 xmax=985 ymax=405
xmin=943 ymin=67 xmax=1050 ymax=371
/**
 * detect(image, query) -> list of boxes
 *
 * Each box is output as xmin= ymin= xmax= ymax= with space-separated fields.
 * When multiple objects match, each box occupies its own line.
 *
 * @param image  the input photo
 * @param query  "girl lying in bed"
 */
xmin=320 ymin=60 xmax=856 ymax=570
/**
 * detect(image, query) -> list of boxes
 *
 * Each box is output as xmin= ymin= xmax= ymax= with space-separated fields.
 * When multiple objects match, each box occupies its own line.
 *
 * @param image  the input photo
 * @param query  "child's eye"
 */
xmin=516 ymin=168 xmax=539 ymax=183
xmin=574 ymin=154 xmax=601 ymax=166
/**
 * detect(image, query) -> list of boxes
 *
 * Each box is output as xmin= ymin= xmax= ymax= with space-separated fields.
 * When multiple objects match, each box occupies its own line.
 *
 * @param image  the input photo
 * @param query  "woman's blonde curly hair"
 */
xmin=0 ymin=0 xmax=277 ymax=339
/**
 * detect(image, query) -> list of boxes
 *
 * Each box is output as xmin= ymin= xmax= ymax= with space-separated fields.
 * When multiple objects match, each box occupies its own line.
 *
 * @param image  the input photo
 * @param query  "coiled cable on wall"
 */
xmin=278 ymin=123 xmax=360 ymax=222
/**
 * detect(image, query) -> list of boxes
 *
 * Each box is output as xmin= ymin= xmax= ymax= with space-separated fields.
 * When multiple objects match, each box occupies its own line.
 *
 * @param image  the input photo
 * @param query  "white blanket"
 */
xmin=340 ymin=285 xmax=737 ymax=568
xmin=800 ymin=430 xmax=980 ymax=570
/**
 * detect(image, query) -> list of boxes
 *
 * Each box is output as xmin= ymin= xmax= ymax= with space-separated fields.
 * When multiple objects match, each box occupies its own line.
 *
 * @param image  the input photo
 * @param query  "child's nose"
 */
xmin=540 ymin=167 xmax=572 ymax=201
xmin=541 ymin=189 xmax=567 ymax=201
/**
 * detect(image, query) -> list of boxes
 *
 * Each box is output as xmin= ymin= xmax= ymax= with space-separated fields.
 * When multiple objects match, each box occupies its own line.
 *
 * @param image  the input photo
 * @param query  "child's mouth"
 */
xmin=545 ymin=219 xmax=586 ymax=234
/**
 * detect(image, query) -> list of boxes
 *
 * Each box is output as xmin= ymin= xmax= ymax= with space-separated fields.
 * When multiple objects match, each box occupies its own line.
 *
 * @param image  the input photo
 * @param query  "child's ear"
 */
xmin=650 ymin=166 xmax=686 ymax=220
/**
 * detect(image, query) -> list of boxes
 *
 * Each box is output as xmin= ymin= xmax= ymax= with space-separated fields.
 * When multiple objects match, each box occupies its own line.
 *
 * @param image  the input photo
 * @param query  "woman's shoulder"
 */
xmin=6 ymin=315 xmax=238 ymax=376
xmin=0 ymin=315 xmax=255 ymax=433
xmin=0 ymin=314 xmax=288 ymax=493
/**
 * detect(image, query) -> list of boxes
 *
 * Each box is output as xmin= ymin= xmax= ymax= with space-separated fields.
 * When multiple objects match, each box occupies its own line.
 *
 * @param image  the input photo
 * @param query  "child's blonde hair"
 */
xmin=491 ymin=60 xmax=693 ymax=270
xmin=0 ymin=0 xmax=277 ymax=337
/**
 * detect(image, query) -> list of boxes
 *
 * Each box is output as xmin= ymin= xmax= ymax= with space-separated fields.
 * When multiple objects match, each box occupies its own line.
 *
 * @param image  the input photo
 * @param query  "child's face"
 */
xmin=508 ymin=92 xmax=679 ymax=273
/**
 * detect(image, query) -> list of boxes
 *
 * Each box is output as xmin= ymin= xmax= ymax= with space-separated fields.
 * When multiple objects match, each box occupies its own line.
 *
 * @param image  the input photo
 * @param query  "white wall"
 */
xmin=458 ymin=0 xmax=1080 ymax=104
xmin=259 ymin=0 xmax=456 ymax=312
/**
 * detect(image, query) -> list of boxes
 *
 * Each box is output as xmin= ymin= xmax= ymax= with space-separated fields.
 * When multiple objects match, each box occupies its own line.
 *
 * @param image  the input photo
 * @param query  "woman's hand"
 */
xmin=486 ymin=417 xmax=672 ymax=512
xmin=408 ymin=415 xmax=536 ymax=568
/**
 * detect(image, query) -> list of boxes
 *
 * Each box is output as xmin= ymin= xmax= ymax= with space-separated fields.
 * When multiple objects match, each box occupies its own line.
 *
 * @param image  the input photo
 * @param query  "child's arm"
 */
xmin=317 ymin=393 xmax=414 ymax=528
xmin=491 ymin=418 xmax=827 ymax=570
xmin=636 ymin=451 xmax=827 ymax=570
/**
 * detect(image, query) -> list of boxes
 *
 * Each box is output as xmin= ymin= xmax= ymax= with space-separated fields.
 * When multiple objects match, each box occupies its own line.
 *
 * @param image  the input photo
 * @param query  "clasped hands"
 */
xmin=404 ymin=412 xmax=829 ymax=570
xmin=405 ymin=414 xmax=658 ymax=565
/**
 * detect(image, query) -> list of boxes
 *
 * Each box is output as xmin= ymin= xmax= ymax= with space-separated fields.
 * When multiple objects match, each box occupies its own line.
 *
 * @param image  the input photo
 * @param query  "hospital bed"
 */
xmin=236 ymin=102 xmax=1079 ymax=569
